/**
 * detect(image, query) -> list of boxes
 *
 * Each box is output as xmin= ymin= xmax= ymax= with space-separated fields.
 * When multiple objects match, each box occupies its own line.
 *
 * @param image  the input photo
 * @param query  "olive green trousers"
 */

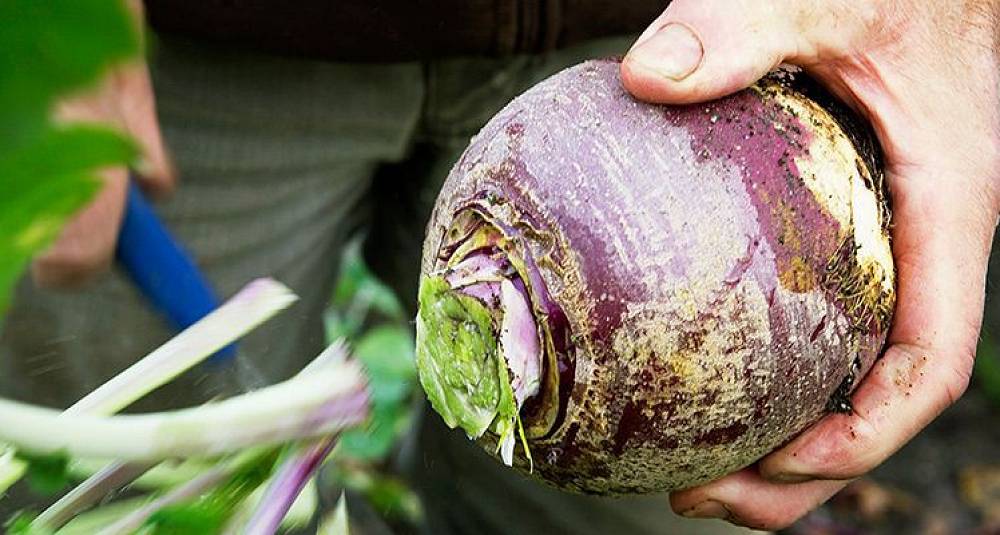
xmin=0 ymin=33 xmax=752 ymax=535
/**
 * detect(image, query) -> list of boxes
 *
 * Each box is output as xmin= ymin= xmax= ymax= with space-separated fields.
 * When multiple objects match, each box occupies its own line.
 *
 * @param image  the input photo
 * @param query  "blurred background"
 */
xmin=2 ymin=1 xmax=998 ymax=534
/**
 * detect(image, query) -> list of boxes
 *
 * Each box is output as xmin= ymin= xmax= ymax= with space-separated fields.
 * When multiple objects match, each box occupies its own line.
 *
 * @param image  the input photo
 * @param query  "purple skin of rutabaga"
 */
xmin=419 ymin=58 xmax=895 ymax=495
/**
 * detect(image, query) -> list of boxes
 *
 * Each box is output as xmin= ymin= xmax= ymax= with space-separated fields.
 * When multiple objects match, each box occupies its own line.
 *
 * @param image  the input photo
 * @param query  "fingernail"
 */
xmin=134 ymin=156 xmax=156 ymax=178
xmin=627 ymin=23 xmax=704 ymax=81
xmin=681 ymin=500 xmax=730 ymax=520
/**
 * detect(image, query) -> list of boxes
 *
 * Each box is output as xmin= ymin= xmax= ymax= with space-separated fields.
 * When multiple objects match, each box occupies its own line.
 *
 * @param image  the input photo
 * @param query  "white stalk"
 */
xmin=0 ymin=361 xmax=368 ymax=461
xmin=67 ymin=457 xmax=213 ymax=490
xmin=33 ymin=338 xmax=352 ymax=530
xmin=232 ymin=341 xmax=351 ymax=533
xmin=317 ymin=493 xmax=350 ymax=535
xmin=95 ymin=463 xmax=234 ymax=535
xmin=34 ymin=461 xmax=152 ymax=529
xmin=10 ymin=276 xmax=292 ymax=532
xmin=0 ymin=447 xmax=22 ymax=498
xmin=67 ymin=277 xmax=297 ymax=416
xmin=56 ymin=496 xmax=149 ymax=535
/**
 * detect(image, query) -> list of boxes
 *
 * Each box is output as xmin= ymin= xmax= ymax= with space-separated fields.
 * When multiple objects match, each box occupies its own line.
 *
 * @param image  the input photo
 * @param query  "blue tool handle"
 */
xmin=115 ymin=179 xmax=236 ymax=363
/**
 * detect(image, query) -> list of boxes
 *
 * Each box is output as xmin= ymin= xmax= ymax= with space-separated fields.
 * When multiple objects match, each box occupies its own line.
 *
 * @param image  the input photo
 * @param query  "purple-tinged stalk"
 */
xmin=67 ymin=458 xmax=214 ymax=490
xmin=33 ymin=461 xmax=151 ymax=530
xmin=240 ymin=437 xmax=337 ymax=535
xmin=0 ymin=278 xmax=297 ymax=504
xmin=94 ymin=461 xmax=235 ymax=535
xmin=29 ymin=341 xmax=357 ymax=533
xmin=234 ymin=341 xmax=354 ymax=535
xmin=67 ymin=278 xmax=297 ymax=416
xmin=416 ymin=59 xmax=895 ymax=494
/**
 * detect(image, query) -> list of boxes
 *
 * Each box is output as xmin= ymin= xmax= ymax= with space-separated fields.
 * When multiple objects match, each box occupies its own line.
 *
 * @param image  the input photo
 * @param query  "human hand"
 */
xmin=32 ymin=2 xmax=174 ymax=288
xmin=622 ymin=0 xmax=1000 ymax=529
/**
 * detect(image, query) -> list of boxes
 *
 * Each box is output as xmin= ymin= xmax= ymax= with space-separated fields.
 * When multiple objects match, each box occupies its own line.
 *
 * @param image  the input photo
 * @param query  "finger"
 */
xmin=759 ymin=171 xmax=996 ymax=482
xmin=620 ymin=0 xmax=869 ymax=104
xmin=112 ymin=62 xmax=176 ymax=196
xmin=670 ymin=467 xmax=847 ymax=530
xmin=31 ymin=168 xmax=129 ymax=288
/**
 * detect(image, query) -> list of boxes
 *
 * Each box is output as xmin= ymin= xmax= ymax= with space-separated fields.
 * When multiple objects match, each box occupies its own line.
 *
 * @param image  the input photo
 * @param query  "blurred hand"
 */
xmin=623 ymin=0 xmax=999 ymax=530
xmin=32 ymin=2 xmax=174 ymax=289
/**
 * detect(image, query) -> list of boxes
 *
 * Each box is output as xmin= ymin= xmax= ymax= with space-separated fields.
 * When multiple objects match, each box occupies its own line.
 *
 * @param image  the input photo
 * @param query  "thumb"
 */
xmin=621 ymin=0 xmax=859 ymax=104
xmin=113 ymin=62 xmax=176 ymax=196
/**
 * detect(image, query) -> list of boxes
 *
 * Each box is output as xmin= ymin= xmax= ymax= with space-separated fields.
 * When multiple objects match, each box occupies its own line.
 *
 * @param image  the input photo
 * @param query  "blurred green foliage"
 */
xmin=323 ymin=241 xmax=422 ymax=523
xmin=325 ymin=240 xmax=418 ymax=462
xmin=146 ymin=450 xmax=279 ymax=535
xmin=326 ymin=462 xmax=422 ymax=522
xmin=0 ymin=0 xmax=139 ymax=311
xmin=326 ymin=240 xmax=406 ymax=340
xmin=338 ymin=326 xmax=417 ymax=462
xmin=976 ymin=247 xmax=1000 ymax=407
xmin=16 ymin=451 xmax=70 ymax=496
xmin=975 ymin=334 xmax=1000 ymax=407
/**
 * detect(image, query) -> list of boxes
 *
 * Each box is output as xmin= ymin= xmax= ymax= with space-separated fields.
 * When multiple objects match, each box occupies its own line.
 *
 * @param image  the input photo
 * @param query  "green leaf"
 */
xmin=335 ymin=326 xmax=416 ymax=461
xmin=331 ymin=242 xmax=405 ymax=322
xmin=0 ymin=125 xmax=136 ymax=311
xmin=0 ymin=125 xmax=138 ymax=180
xmin=355 ymin=326 xmax=416 ymax=383
xmin=415 ymin=275 xmax=502 ymax=438
xmin=15 ymin=452 xmax=71 ymax=496
xmin=146 ymin=501 xmax=228 ymax=535
xmin=5 ymin=511 xmax=52 ymax=535
xmin=326 ymin=464 xmax=421 ymax=523
xmin=364 ymin=476 xmax=421 ymax=522
xmin=0 ymin=0 xmax=138 ymax=146
xmin=331 ymin=244 xmax=369 ymax=308
xmin=0 ymin=0 xmax=140 ymax=313
xmin=144 ymin=449 xmax=279 ymax=534
xmin=337 ymin=403 xmax=411 ymax=461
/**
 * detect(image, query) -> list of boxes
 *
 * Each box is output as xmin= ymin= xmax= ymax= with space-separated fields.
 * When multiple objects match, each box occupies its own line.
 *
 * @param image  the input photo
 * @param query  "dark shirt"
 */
xmin=144 ymin=1 xmax=665 ymax=61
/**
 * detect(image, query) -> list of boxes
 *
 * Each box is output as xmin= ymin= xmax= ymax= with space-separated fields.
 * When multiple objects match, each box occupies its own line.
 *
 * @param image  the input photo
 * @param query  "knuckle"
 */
xmin=783 ymin=0 xmax=886 ymax=58
xmin=810 ymin=416 xmax=879 ymax=478
xmin=33 ymin=247 xmax=111 ymax=288
xmin=939 ymin=357 xmax=973 ymax=408
xmin=58 ymin=247 xmax=111 ymax=273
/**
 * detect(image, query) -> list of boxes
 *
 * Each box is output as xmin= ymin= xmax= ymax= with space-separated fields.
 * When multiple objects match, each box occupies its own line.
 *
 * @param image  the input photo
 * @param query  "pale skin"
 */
xmin=34 ymin=0 xmax=1000 ymax=530
xmin=622 ymin=0 xmax=1000 ymax=529
xmin=31 ymin=0 xmax=174 ymax=288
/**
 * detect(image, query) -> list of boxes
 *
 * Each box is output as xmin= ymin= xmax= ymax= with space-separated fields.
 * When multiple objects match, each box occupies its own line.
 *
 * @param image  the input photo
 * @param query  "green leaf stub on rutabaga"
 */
xmin=416 ymin=254 xmax=538 ymax=467
xmin=415 ymin=274 xmax=530 ymax=467
xmin=416 ymin=275 xmax=506 ymax=439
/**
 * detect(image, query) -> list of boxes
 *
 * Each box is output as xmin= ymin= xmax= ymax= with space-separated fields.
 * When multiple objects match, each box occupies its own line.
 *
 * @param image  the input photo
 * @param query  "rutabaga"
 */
xmin=415 ymin=59 xmax=895 ymax=495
